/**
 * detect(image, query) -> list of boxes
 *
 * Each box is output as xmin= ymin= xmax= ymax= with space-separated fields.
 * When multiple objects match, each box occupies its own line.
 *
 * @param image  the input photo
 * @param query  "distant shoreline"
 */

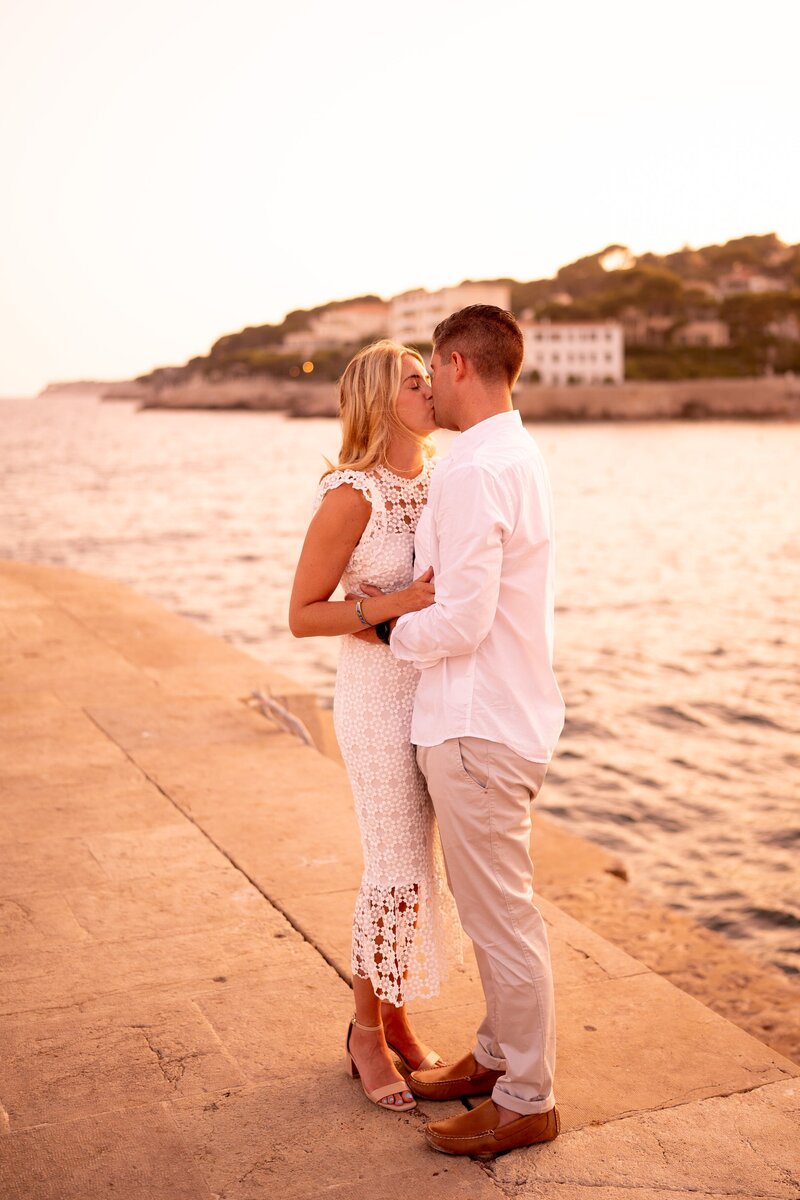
xmin=41 ymin=374 xmax=800 ymax=421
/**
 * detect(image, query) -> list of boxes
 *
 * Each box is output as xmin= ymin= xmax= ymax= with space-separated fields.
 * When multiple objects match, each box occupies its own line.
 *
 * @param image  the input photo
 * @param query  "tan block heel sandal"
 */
xmin=385 ymin=1041 xmax=444 ymax=1076
xmin=345 ymin=1017 xmax=417 ymax=1111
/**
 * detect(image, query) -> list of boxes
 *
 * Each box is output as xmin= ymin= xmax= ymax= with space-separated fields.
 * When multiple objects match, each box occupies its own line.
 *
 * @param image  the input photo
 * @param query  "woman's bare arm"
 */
xmin=289 ymin=484 xmax=434 ymax=638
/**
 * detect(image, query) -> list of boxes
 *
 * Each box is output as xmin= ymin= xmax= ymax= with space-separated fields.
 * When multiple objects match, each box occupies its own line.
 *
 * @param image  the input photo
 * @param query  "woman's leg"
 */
xmin=348 ymin=974 xmax=414 ymax=1107
xmin=380 ymin=999 xmax=444 ymax=1070
xmin=376 ymin=884 xmax=445 ymax=1070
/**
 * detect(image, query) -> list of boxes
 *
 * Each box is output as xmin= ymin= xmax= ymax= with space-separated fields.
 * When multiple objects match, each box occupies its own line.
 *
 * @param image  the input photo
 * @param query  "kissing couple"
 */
xmin=290 ymin=304 xmax=565 ymax=1159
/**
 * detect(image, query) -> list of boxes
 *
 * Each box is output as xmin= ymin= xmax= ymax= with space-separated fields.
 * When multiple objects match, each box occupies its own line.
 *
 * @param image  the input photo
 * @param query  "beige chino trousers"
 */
xmin=416 ymin=736 xmax=556 ymax=1115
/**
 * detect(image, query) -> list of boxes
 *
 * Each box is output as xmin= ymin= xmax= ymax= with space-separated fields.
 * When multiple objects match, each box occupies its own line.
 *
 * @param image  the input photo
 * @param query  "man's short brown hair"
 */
xmin=432 ymin=305 xmax=524 ymax=387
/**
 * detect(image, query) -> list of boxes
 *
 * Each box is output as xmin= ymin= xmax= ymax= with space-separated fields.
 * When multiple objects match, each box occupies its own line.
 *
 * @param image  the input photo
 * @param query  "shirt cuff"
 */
xmin=390 ymin=612 xmax=412 ymax=655
xmin=390 ymin=612 xmax=442 ymax=670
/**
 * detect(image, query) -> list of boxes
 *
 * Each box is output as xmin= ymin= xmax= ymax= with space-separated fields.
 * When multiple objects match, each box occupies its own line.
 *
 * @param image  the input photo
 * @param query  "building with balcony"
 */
xmin=520 ymin=320 xmax=624 ymax=385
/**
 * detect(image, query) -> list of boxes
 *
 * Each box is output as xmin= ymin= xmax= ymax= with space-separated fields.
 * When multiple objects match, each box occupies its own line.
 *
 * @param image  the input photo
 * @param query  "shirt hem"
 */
xmin=411 ymin=733 xmax=556 ymax=765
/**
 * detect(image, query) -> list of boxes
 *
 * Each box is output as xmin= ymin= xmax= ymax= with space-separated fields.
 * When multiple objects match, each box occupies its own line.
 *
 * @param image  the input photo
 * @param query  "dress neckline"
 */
xmin=375 ymin=461 xmax=429 ymax=483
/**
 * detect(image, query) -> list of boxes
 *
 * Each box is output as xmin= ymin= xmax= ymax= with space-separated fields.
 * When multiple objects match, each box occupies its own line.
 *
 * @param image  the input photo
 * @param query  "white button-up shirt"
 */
xmin=391 ymin=410 xmax=565 ymax=763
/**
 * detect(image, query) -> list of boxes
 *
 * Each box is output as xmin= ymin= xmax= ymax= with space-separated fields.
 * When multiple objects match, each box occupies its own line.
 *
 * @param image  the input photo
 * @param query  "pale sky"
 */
xmin=1 ymin=0 xmax=798 ymax=396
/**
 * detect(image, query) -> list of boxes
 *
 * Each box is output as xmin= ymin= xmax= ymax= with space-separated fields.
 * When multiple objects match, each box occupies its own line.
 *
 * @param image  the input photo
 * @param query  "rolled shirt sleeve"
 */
xmin=391 ymin=463 xmax=508 ymax=670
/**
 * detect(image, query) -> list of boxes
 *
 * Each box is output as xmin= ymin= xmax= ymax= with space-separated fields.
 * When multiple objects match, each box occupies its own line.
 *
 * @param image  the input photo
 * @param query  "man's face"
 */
xmin=428 ymin=348 xmax=459 ymax=431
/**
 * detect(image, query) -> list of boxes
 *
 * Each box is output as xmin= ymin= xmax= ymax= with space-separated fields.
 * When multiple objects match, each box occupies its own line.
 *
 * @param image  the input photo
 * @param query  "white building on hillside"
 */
xmin=282 ymin=300 xmax=388 ymax=357
xmin=521 ymin=320 xmax=624 ymax=385
xmin=672 ymin=319 xmax=730 ymax=348
xmin=389 ymin=282 xmax=511 ymax=346
xmin=718 ymin=266 xmax=788 ymax=296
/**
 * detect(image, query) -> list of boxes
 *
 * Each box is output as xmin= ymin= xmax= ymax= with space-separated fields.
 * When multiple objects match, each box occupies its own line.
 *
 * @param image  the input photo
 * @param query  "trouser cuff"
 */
xmin=492 ymin=1084 xmax=556 ymax=1115
xmin=473 ymin=1039 xmax=506 ymax=1071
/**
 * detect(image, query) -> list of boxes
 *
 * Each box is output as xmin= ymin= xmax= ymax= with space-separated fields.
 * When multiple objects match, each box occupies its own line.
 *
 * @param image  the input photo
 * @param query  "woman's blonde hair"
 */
xmin=322 ymin=339 xmax=435 ymax=478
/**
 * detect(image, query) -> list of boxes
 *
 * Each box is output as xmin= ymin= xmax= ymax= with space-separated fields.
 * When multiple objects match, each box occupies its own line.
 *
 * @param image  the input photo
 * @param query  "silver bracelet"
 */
xmin=355 ymin=599 xmax=372 ymax=627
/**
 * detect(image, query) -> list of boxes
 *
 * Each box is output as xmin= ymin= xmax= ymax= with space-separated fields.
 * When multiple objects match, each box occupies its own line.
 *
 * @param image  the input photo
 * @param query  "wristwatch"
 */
xmin=375 ymin=620 xmax=392 ymax=645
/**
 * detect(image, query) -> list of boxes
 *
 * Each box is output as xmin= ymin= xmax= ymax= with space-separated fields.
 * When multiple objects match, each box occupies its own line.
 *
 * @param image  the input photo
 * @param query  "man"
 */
xmin=388 ymin=305 xmax=566 ymax=1158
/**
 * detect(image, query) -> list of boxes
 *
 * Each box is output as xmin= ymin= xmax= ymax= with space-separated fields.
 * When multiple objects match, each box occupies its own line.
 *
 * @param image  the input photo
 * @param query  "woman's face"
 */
xmin=395 ymin=354 xmax=436 ymax=435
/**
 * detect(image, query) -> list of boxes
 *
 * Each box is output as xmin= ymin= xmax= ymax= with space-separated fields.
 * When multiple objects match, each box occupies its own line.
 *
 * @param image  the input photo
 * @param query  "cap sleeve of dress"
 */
xmin=313 ymin=469 xmax=379 ymax=514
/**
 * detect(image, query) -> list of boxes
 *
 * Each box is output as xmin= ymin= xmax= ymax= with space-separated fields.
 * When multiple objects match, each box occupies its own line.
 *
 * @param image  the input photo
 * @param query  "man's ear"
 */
xmin=451 ymin=351 xmax=467 ymax=381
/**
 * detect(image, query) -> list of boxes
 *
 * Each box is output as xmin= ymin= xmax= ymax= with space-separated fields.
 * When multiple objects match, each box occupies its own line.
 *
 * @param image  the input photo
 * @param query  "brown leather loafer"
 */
xmin=425 ymin=1097 xmax=560 ymax=1159
xmin=408 ymin=1051 xmax=504 ymax=1100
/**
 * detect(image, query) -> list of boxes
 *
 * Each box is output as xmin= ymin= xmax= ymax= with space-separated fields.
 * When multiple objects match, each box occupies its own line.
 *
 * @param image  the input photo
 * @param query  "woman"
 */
xmin=289 ymin=340 xmax=461 ymax=1112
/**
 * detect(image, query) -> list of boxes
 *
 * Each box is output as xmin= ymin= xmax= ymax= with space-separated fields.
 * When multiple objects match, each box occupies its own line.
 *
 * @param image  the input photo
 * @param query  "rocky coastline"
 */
xmin=91 ymin=372 xmax=800 ymax=421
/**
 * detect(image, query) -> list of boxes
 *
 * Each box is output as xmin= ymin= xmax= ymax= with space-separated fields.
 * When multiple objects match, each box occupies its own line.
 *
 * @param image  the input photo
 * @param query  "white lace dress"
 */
xmin=315 ymin=461 xmax=462 ymax=1006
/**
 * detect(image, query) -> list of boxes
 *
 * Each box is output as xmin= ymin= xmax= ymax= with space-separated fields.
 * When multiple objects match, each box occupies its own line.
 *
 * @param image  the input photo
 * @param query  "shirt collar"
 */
xmin=447 ymin=409 xmax=522 ymax=461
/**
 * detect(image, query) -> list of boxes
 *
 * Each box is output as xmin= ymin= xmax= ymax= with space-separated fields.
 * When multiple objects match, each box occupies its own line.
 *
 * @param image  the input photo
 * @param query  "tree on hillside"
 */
xmin=721 ymin=291 xmax=800 ymax=343
xmin=553 ymin=245 xmax=630 ymax=298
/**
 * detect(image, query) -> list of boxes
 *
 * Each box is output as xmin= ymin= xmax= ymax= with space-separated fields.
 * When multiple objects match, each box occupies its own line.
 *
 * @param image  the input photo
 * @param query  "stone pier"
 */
xmin=1 ymin=561 xmax=798 ymax=1199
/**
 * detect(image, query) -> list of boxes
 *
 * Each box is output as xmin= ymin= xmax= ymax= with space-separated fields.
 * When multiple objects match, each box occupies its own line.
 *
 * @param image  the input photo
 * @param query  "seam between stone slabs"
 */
xmin=550 ymin=933 xmax=650 ymax=983
xmin=80 ymin=708 xmax=354 ymax=992
xmin=156 ymin=1101 xmax=218 ymax=1200
xmin=5 ymin=1095 xmax=226 ymax=1137
xmin=564 ymin=1074 xmax=798 ymax=1134
xmin=486 ymin=1178 xmax=790 ymax=1199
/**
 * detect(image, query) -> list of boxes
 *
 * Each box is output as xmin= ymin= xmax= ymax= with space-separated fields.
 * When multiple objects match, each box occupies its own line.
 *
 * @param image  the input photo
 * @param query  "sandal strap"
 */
xmin=417 ymin=1049 xmax=443 ymax=1070
xmin=352 ymin=1016 xmax=383 ymax=1032
xmin=368 ymin=1081 xmax=412 ymax=1103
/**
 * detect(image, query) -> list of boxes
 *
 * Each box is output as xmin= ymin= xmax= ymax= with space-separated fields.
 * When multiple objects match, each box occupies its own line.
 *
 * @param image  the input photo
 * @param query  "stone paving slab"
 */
xmin=0 ymin=890 xmax=93 ymax=950
xmin=0 ymin=1106 xmax=216 ymax=1200
xmin=84 ymin=698 xmax=280 ymax=752
xmin=402 ymin=973 xmax=799 ymax=1134
xmin=1 ymin=561 xmax=798 ymax=1200
xmin=190 ymin=973 xmax=355 ymax=1087
xmin=486 ymin=1077 xmax=800 ymax=1199
xmin=0 ymin=914 xmax=320 ymax=1015
xmin=166 ymin=1074 xmax=497 ymax=1200
xmin=81 ymin=821 xmax=236 ymax=883
xmin=40 ymin=866 xmax=264 ymax=943
xmin=121 ymin=738 xmax=368 ymax=894
xmin=0 ymin=605 xmax=165 ymax=704
xmin=2 ymin=988 xmax=247 ymax=1130
xmin=0 ymin=712 xmax=130 ymax=775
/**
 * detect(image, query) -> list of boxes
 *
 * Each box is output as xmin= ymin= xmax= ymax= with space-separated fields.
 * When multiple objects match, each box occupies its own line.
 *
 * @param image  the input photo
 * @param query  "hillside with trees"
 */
xmin=505 ymin=233 xmax=800 ymax=380
xmin=138 ymin=234 xmax=800 ymax=386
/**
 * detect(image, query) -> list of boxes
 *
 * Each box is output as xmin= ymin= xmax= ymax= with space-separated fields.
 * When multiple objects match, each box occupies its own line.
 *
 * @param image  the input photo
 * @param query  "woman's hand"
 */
xmin=351 ymin=568 xmax=435 ymax=616
xmin=396 ymin=566 xmax=435 ymax=613
xmin=346 ymin=568 xmax=435 ymax=641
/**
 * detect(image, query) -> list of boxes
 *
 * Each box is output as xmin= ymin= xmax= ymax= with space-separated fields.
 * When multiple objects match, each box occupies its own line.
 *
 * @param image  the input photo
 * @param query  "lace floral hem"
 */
xmin=352 ymin=878 xmax=462 ymax=1006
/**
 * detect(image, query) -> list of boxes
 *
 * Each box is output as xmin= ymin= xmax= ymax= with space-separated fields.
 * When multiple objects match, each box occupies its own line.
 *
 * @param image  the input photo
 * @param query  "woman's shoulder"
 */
xmin=313 ymin=467 xmax=381 ymax=513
